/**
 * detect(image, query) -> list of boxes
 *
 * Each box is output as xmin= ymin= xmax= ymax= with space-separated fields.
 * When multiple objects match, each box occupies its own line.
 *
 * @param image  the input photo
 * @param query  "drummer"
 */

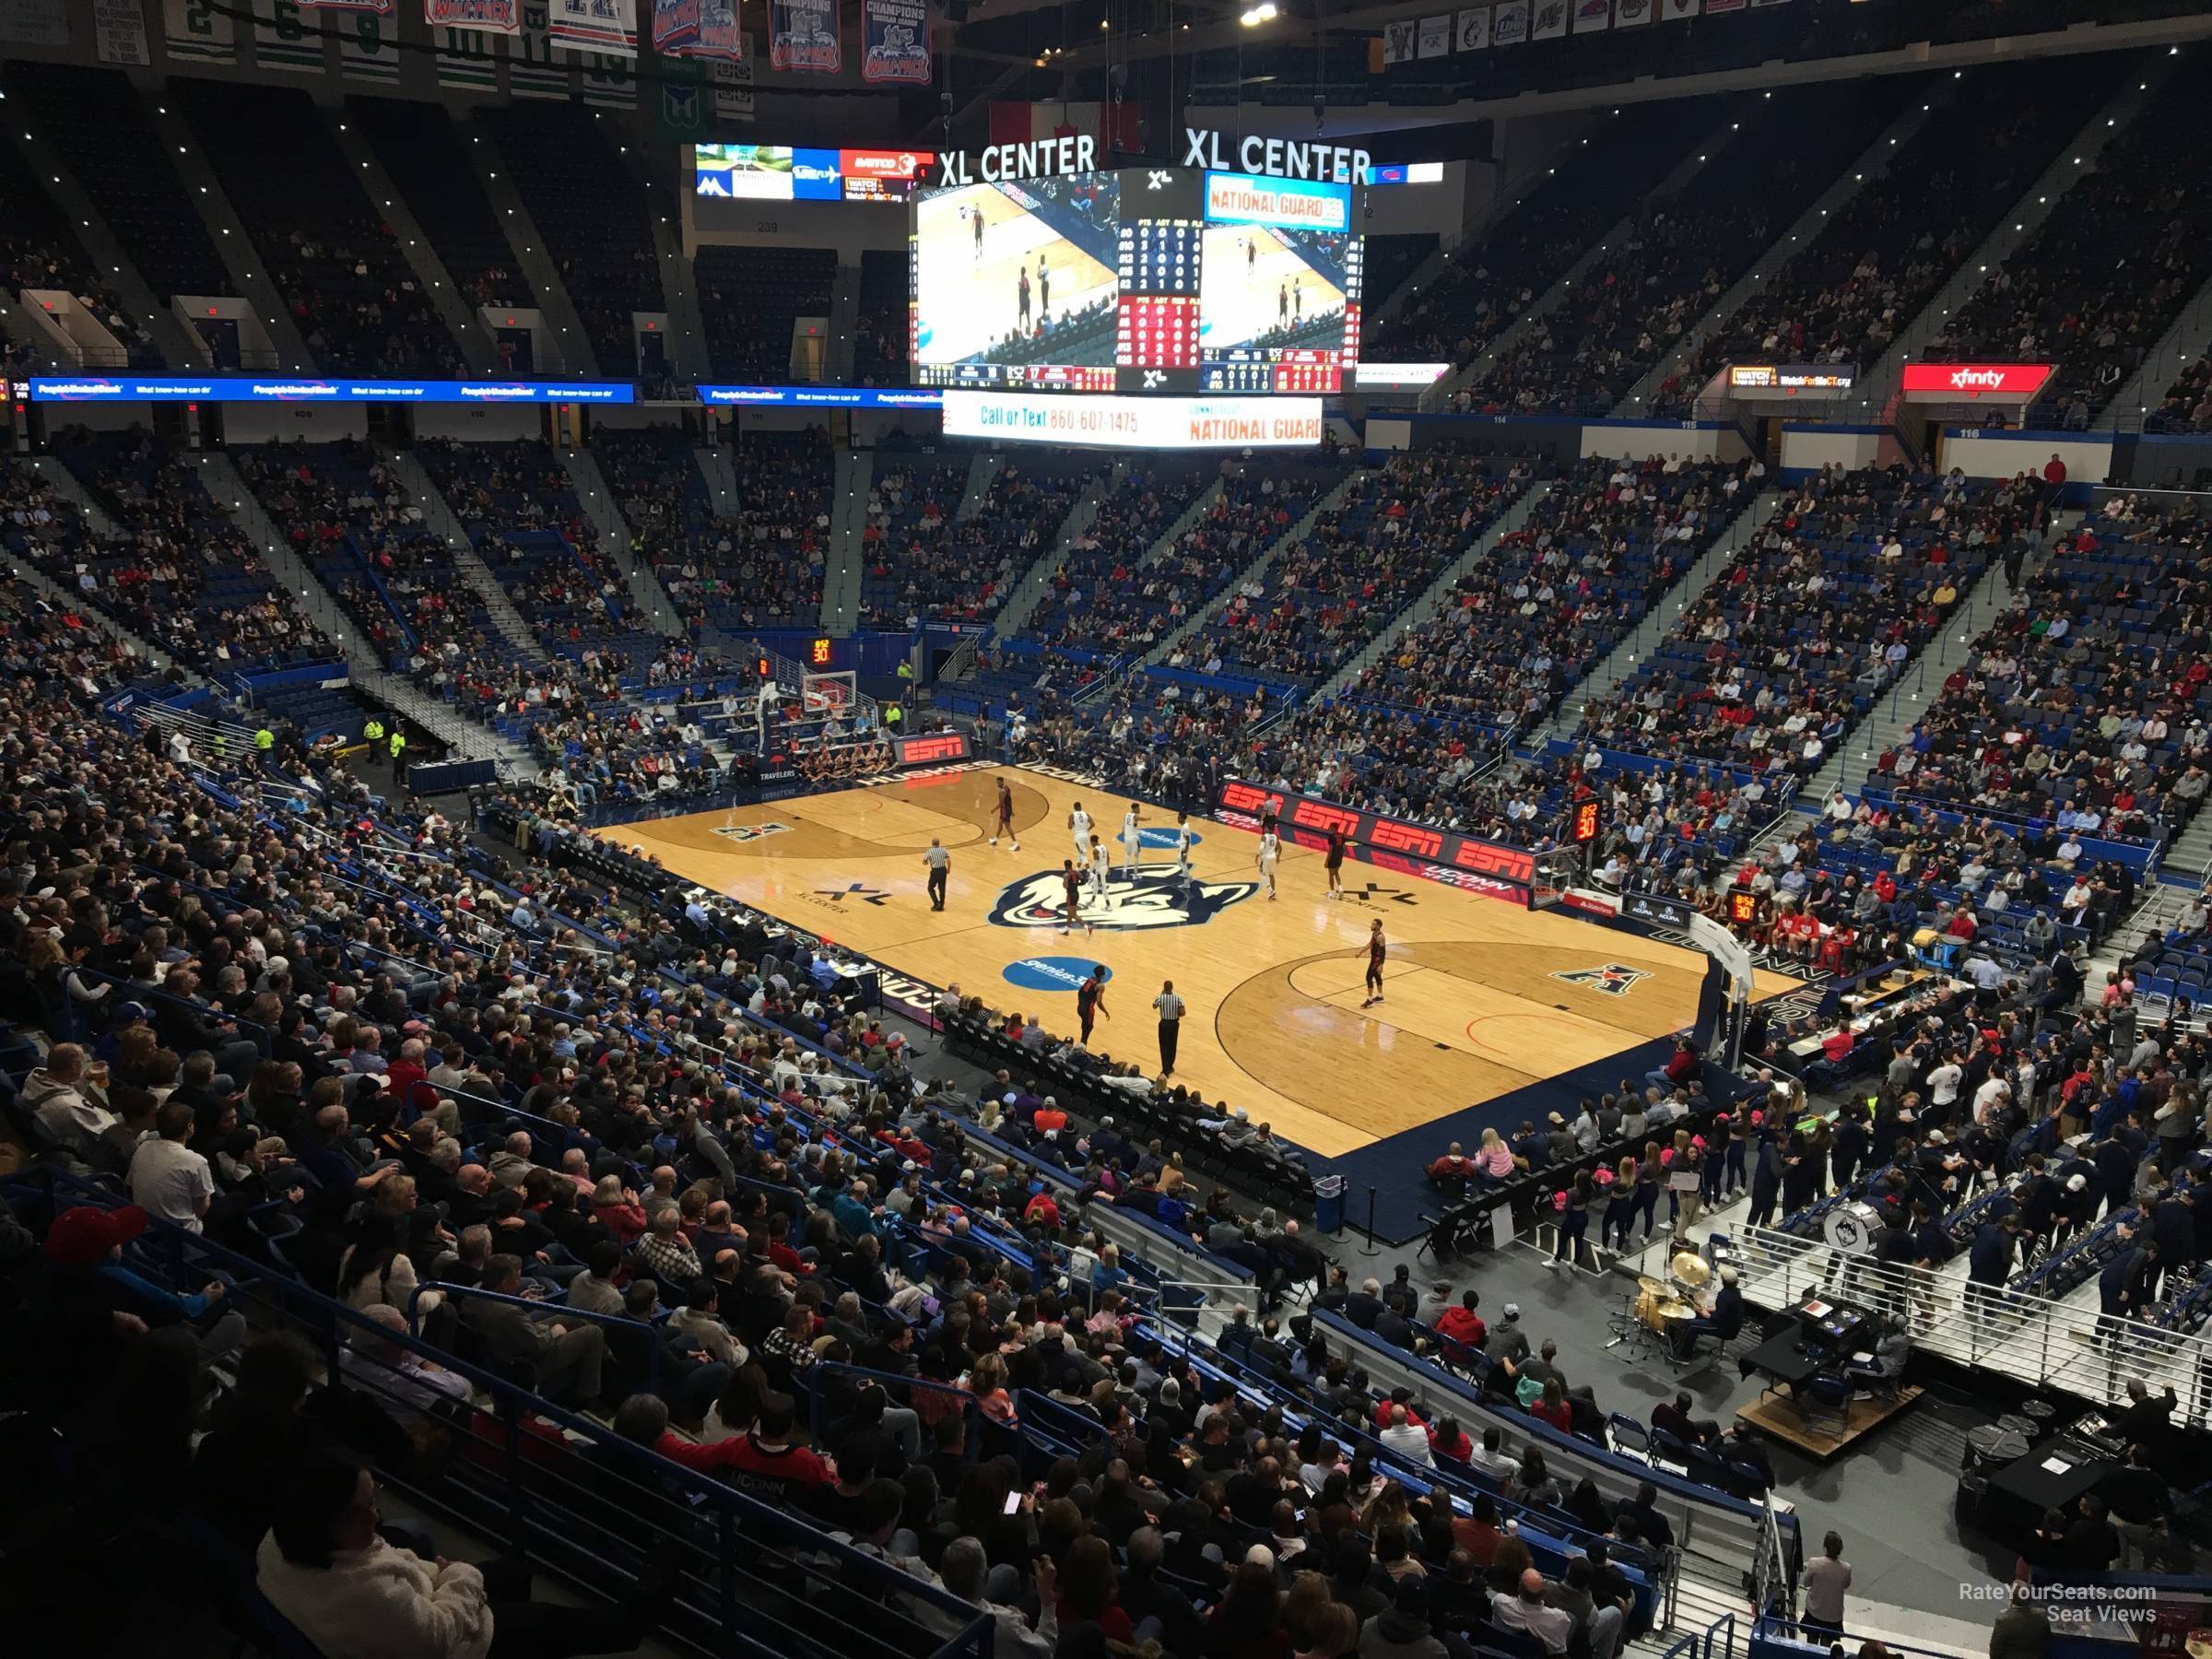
xmin=1668 ymin=1262 xmax=1745 ymax=1359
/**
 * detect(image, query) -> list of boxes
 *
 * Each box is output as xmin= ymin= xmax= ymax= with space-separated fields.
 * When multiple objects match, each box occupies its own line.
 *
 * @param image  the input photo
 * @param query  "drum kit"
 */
xmin=1607 ymin=1251 xmax=1714 ymax=1358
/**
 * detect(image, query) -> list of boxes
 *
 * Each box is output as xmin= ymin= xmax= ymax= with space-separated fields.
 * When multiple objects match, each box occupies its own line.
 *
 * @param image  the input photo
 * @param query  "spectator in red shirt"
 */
xmin=681 ymin=1392 xmax=832 ymax=1501
xmin=1427 ymin=1144 xmax=1476 ymax=1192
xmin=1434 ymin=1288 xmax=1488 ymax=1351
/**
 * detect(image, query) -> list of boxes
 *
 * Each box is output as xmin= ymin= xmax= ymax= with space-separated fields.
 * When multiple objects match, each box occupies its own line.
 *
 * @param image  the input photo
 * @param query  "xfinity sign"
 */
xmin=1900 ymin=361 xmax=2054 ymax=400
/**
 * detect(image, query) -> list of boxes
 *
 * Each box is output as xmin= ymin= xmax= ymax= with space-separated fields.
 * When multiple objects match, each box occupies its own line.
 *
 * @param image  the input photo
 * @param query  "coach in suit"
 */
xmin=462 ymin=1253 xmax=606 ymax=1407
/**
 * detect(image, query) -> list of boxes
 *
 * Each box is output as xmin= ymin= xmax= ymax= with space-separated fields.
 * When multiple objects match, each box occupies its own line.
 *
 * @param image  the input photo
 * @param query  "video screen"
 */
xmin=695 ymin=144 xmax=930 ymax=203
xmin=1198 ymin=172 xmax=1362 ymax=394
xmin=912 ymin=174 xmax=1122 ymax=390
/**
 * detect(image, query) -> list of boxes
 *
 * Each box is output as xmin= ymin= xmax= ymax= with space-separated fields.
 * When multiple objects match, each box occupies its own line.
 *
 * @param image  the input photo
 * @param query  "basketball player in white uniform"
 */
xmin=1121 ymin=803 xmax=1142 ymax=877
xmin=1257 ymin=827 xmax=1280 ymax=900
xmin=1088 ymin=833 xmax=1112 ymax=906
xmin=1069 ymin=800 xmax=1093 ymax=864
xmin=1175 ymin=812 xmax=1196 ymax=877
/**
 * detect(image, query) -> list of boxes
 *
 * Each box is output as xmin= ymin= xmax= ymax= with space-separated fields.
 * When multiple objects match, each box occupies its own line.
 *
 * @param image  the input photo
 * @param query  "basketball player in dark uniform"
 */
xmin=1077 ymin=965 xmax=1110 ymax=1044
xmin=1018 ymin=267 xmax=1031 ymax=328
xmin=1361 ymin=917 xmax=1387 ymax=1008
xmin=990 ymin=777 xmax=1018 ymax=850
xmin=1324 ymin=826 xmax=1347 ymax=900
xmin=1059 ymin=859 xmax=1090 ymax=935
xmin=972 ymin=202 xmax=985 ymax=257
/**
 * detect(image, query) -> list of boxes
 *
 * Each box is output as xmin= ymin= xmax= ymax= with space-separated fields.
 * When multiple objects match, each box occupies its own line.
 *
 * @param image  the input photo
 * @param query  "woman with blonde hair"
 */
xmin=967 ymin=1351 xmax=1017 ymax=1422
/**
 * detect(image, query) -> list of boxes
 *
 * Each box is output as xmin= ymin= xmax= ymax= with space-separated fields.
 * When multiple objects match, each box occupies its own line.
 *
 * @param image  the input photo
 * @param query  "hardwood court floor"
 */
xmin=595 ymin=767 xmax=1804 ymax=1159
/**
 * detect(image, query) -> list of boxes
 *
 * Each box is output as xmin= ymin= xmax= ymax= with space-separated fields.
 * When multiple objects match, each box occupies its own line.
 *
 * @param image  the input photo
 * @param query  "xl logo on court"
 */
xmin=988 ymin=868 xmax=1257 ymax=932
xmin=1550 ymin=963 xmax=1651 ymax=997
xmin=712 ymin=822 xmax=791 ymax=843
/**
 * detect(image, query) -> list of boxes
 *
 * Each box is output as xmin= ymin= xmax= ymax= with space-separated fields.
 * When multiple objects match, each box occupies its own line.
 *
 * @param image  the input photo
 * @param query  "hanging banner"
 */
xmin=300 ymin=0 xmax=394 ymax=12
xmin=549 ymin=0 xmax=635 ymax=54
xmin=1614 ymin=0 xmax=1653 ymax=22
xmin=1572 ymin=0 xmax=1609 ymax=29
xmin=1661 ymin=0 xmax=1697 ymax=16
xmin=579 ymin=50 xmax=636 ymax=100
xmin=94 ymin=0 xmax=152 ymax=63
xmin=863 ymin=0 xmax=930 ymax=84
xmin=435 ymin=23 xmax=500 ymax=83
xmin=1704 ymin=0 xmax=1747 ymax=12
xmin=0 ymin=0 xmax=69 ymax=47
xmin=1380 ymin=18 xmax=1415 ymax=62
xmin=655 ymin=56 xmax=712 ymax=137
xmin=165 ymin=0 xmax=236 ymax=60
xmin=1455 ymin=6 xmax=1489 ymax=49
xmin=1530 ymin=0 xmax=1567 ymax=37
xmin=338 ymin=7 xmax=401 ymax=76
xmin=652 ymin=0 xmax=700 ymax=51
xmin=1492 ymin=0 xmax=1528 ymax=42
xmin=428 ymin=0 xmax=521 ymax=33
xmin=253 ymin=0 xmax=326 ymax=70
xmin=510 ymin=1 xmax=570 ymax=94
xmin=771 ymin=0 xmax=841 ymax=70
xmin=712 ymin=54 xmax=756 ymax=119
xmin=654 ymin=0 xmax=743 ymax=57
xmin=1417 ymin=14 xmax=1451 ymax=55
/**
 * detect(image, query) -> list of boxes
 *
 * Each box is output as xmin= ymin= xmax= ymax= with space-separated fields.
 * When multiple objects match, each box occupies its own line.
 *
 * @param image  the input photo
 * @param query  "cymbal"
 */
xmin=1671 ymin=1252 xmax=1712 ymax=1287
xmin=1637 ymin=1276 xmax=1668 ymax=1296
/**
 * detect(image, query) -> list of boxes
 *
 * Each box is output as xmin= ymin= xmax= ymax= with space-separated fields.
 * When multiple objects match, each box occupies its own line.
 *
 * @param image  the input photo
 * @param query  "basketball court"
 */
xmin=595 ymin=766 xmax=1804 ymax=1171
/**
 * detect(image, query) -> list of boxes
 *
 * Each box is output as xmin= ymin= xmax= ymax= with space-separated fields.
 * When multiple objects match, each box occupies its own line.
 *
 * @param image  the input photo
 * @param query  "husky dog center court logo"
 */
xmin=713 ymin=821 xmax=791 ymax=842
xmin=1550 ymin=963 xmax=1651 ymax=997
xmin=989 ymin=867 xmax=1257 ymax=931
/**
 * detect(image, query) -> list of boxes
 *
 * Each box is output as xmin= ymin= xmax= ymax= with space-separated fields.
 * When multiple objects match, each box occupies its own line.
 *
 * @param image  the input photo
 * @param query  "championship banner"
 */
xmin=653 ymin=0 xmax=743 ymax=57
xmin=1492 ymin=0 xmax=1528 ymax=43
xmin=1455 ymin=6 xmax=1489 ymax=50
xmin=1573 ymin=0 xmax=1609 ymax=31
xmin=166 ymin=0 xmax=236 ymax=59
xmin=94 ymin=0 xmax=152 ymax=64
xmin=863 ymin=0 xmax=930 ymax=84
xmin=1380 ymin=18 xmax=1414 ymax=63
xmin=1217 ymin=779 xmax=1540 ymax=905
xmin=549 ymin=0 xmax=635 ymax=54
xmin=1660 ymin=0 xmax=1698 ymax=17
xmin=427 ymin=0 xmax=522 ymax=33
xmin=1417 ymin=14 xmax=1451 ymax=55
xmin=1530 ymin=0 xmax=1567 ymax=40
xmin=338 ymin=6 xmax=401 ymax=76
xmin=1615 ymin=0 xmax=1653 ymax=24
xmin=770 ymin=0 xmax=840 ymax=70
xmin=253 ymin=0 xmax=326 ymax=71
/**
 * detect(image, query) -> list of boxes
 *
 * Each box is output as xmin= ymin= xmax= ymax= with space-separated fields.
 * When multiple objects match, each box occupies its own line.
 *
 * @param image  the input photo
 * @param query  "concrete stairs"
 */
xmin=826 ymin=264 xmax=863 ymax=385
xmin=142 ymin=88 xmax=316 ymax=370
xmin=988 ymin=463 xmax=1123 ymax=642
xmin=560 ymin=446 xmax=687 ymax=637
xmin=1142 ymin=469 xmax=1373 ymax=669
xmin=2109 ymin=264 xmax=2212 ymax=432
xmin=321 ymin=110 xmax=498 ymax=375
xmin=695 ymin=443 xmax=741 ymax=509
xmin=2158 ymin=802 xmax=2212 ymax=888
xmin=459 ymin=114 xmax=595 ymax=375
xmin=1423 ymin=112 xmax=1740 ymax=414
xmin=641 ymin=192 xmax=712 ymax=387
xmin=1533 ymin=485 xmax=1784 ymax=747
xmin=24 ymin=452 xmax=121 ymax=539
xmin=1312 ymin=480 xmax=1557 ymax=699
xmin=205 ymin=452 xmax=525 ymax=768
xmin=1611 ymin=99 xmax=1935 ymax=417
xmin=3 ymin=124 xmax=207 ymax=370
xmin=820 ymin=447 xmax=875 ymax=633
xmin=956 ymin=452 xmax=1001 ymax=521
xmin=379 ymin=449 xmax=545 ymax=661
xmin=1858 ymin=67 xmax=2164 ymax=425
xmin=1806 ymin=520 xmax=2066 ymax=802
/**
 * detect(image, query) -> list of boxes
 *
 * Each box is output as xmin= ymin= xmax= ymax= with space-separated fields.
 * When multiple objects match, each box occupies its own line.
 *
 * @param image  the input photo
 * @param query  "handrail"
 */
xmin=409 ymin=1278 xmax=665 ymax=1396
xmin=9 ymin=1169 xmax=994 ymax=1659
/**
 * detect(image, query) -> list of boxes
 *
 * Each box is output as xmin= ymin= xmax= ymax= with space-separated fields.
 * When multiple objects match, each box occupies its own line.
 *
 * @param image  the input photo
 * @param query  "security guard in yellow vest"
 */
xmin=388 ymin=727 xmax=406 ymax=766
xmin=363 ymin=716 xmax=385 ymax=747
xmin=253 ymin=726 xmax=275 ymax=754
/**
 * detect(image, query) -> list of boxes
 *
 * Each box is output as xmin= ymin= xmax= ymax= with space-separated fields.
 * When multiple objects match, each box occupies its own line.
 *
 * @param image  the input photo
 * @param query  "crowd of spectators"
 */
xmin=1665 ymin=61 xmax=2095 ymax=410
xmin=1020 ymin=466 xmax=1219 ymax=657
xmin=597 ymin=429 xmax=830 ymax=634
xmin=0 ymin=135 xmax=160 ymax=369
xmin=1190 ymin=451 xmax=1526 ymax=686
xmin=1924 ymin=76 xmax=2210 ymax=429
xmin=1566 ymin=462 xmax=2021 ymax=782
xmin=1864 ymin=498 xmax=2212 ymax=847
xmin=863 ymin=460 xmax=1096 ymax=631
xmin=2145 ymin=350 xmax=2212 ymax=434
